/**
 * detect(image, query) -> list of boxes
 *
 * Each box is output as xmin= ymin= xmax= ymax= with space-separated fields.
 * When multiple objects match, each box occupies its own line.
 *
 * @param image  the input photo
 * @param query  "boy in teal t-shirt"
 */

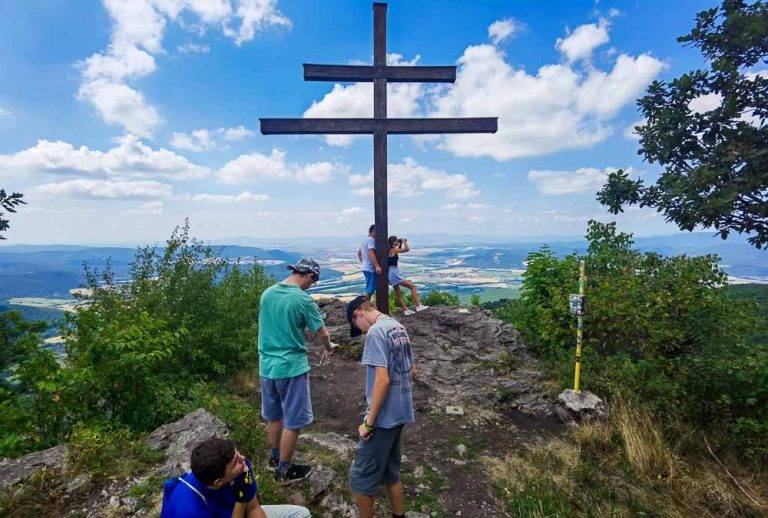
xmin=257 ymin=258 xmax=338 ymax=485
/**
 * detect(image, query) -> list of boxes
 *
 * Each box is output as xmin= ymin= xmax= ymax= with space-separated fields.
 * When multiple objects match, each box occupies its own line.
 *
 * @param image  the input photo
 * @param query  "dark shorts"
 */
xmin=348 ymin=425 xmax=404 ymax=496
xmin=260 ymin=372 xmax=313 ymax=430
xmin=363 ymin=270 xmax=377 ymax=295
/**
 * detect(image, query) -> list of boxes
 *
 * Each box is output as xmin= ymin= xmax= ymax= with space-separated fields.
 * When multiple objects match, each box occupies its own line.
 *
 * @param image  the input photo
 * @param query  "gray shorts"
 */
xmin=260 ymin=372 xmax=313 ymax=430
xmin=348 ymin=425 xmax=404 ymax=496
xmin=388 ymin=267 xmax=405 ymax=286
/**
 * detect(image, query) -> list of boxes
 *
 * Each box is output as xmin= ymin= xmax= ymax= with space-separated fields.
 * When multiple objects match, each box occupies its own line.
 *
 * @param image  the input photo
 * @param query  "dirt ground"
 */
xmin=305 ymin=341 xmax=563 ymax=517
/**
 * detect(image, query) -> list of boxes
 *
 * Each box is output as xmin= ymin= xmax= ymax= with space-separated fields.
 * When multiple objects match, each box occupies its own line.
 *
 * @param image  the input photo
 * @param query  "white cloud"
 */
xmin=302 ymin=54 xmax=423 ymax=146
xmin=190 ymin=190 xmax=269 ymax=203
xmin=442 ymin=203 xmax=461 ymax=210
xmin=688 ymin=92 xmax=723 ymax=114
xmin=217 ymin=148 xmax=335 ymax=184
xmin=488 ymin=18 xmax=523 ymax=45
xmin=0 ymin=107 xmax=11 ymax=118
xmin=341 ymin=206 xmax=363 ymax=216
xmin=170 ymin=125 xmax=255 ymax=151
xmin=0 ymin=135 xmax=210 ymax=180
xmin=127 ymin=200 xmax=164 ymax=214
xmin=79 ymin=0 xmax=291 ymax=135
xmin=348 ymin=173 xmax=373 ymax=185
xmin=468 ymin=215 xmax=486 ymax=223
xmin=528 ymin=166 xmax=630 ymax=195
xmin=227 ymin=0 xmax=292 ymax=46
xmin=34 ymin=179 xmax=173 ymax=199
xmin=350 ymin=157 xmax=478 ymax=200
xmin=428 ymin=41 xmax=663 ymax=160
xmin=467 ymin=203 xmax=491 ymax=209
xmin=178 ymin=42 xmax=210 ymax=53
xmin=556 ymin=19 xmax=610 ymax=62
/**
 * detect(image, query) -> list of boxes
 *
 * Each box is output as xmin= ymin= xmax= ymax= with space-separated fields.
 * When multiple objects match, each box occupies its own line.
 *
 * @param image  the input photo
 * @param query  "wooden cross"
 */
xmin=260 ymin=2 xmax=497 ymax=313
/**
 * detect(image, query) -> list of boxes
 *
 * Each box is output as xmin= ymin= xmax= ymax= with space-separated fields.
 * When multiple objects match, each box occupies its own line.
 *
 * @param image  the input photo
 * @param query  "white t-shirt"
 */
xmin=360 ymin=236 xmax=376 ymax=272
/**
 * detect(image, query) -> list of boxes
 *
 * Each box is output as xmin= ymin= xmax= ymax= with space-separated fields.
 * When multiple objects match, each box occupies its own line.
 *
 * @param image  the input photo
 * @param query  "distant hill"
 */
xmin=0 ymin=245 xmax=331 ymax=300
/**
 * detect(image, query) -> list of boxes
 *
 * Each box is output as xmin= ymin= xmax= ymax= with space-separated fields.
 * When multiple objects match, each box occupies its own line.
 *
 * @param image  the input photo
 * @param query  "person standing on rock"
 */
xmin=345 ymin=295 xmax=415 ymax=518
xmin=357 ymin=224 xmax=381 ymax=298
xmin=388 ymin=235 xmax=428 ymax=315
xmin=160 ymin=437 xmax=311 ymax=517
xmin=258 ymin=258 xmax=339 ymax=485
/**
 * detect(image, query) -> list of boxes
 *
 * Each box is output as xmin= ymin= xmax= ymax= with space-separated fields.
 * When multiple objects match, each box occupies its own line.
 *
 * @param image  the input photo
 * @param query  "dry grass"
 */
xmin=488 ymin=403 xmax=767 ymax=517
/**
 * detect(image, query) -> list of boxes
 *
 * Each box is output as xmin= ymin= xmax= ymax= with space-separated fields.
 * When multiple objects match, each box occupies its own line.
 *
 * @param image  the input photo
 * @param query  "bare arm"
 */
xmin=230 ymin=497 xmax=266 ymax=518
xmin=316 ymin=326 xmax=338 ymax=352
xmin=357 ymin=249 xmax=362 ymax=262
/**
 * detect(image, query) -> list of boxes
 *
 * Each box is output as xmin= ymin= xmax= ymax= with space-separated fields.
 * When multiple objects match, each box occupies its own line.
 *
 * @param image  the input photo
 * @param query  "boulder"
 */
xmin=309 ymin=465 xmax=336 ymax=499
xmin=298 ymin=432 xmax=356 ymax=458
xmin=0 ymin=445 xmax=66 ymax=491
xmin=555 ymin=389 xmax=607 ymax=423
xmin=147 ymin=408 xmax=229 ymax=476
xmin=315 ymin=298 xmax=554 ymax=417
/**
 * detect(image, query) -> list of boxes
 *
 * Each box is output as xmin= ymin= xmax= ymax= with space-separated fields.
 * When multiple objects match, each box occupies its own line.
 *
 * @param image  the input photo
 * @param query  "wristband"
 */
xmin=362 ymin=418 xmax=374 ymax=432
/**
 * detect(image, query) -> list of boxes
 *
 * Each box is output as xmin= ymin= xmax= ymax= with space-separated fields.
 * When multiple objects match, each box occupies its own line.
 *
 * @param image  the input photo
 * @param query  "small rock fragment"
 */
xmin=445 ymin=405 xmax=464 ymax=415
xmin=413 ymin=465 xmax=425 ymax=479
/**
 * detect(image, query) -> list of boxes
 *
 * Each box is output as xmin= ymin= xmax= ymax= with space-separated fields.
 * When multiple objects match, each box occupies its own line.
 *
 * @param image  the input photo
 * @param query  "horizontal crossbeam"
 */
xmin=260 ymin=117 xmax=497 ymax=135
xmin=303 ymin=64 xmax=456 ymax=83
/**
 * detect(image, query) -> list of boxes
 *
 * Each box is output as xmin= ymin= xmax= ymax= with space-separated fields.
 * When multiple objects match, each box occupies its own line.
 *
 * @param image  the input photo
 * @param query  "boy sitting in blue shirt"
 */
xmin=161 ymin=437 xmax=310 ymax=518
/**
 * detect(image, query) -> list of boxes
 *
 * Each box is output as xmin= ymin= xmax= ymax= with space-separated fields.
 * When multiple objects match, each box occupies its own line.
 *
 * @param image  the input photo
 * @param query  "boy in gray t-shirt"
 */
xmin=345 ymin=296 xmax=415 ymax=518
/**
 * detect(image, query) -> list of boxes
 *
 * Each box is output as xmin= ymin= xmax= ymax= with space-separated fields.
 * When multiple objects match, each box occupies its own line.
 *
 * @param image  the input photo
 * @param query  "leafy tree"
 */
xmin=422 ymin=290 xmax=460 ymax=307
xmin=598 ymin=0 xmax=768 ymax=248
xmin=0 ymin=311 xmax=62 ymax=456
xmin=0 ymin=189 xmax=25 ymax=239
xmin=496 ymin=220 xmax=768 ymax=460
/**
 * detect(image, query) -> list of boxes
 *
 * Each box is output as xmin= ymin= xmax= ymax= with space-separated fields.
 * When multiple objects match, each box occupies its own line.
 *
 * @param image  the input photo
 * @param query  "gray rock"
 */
xmin=405 ymin=512 xmax=431 ymax=518
xmin=309 ymin=465 xmax=336 ymax=499
xmin=0 ymin=445 xmax=66 ymax=491
xmin=317 ymin=299 xmax=554 ymax=417
xmin=413 ymin=465 xmax=425 ymax=479
xmin=64 ymin=473 xmax=91 ymax=494
xmin=320 ymin=493 xmax=358 ymax=517
xmin=147 ymin=408 xmax=229 ymax=476
xmin=299 ymin=432 xmax=356 ymax=458
xmin=289 ymin=491 xmax=307 ymax=507
xmin=445 ymin=405 xmax=464 ymax=415
xmin=556 ymin=389 xmax=607 ymax=423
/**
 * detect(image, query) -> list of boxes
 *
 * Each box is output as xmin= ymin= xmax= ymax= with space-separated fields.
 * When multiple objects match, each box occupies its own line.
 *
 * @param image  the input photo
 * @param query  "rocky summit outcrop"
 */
xmin=316 ymin=298 xmax=554 ymax=417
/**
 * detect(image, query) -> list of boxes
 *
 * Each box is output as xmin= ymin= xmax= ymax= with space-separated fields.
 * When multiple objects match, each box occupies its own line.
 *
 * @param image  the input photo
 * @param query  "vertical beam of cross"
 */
xmin=372 ymin=3 xmax=389 ymax=312
xmin=259 ymin=2 xmax=497 ymax=314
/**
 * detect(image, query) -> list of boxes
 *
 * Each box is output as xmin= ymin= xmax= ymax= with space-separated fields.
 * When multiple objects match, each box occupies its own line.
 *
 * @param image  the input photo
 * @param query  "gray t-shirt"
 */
xmin=361 ymin=315 xmax=415 ymax=429
xmin=360 ymin=236 xmax=375 ymax=273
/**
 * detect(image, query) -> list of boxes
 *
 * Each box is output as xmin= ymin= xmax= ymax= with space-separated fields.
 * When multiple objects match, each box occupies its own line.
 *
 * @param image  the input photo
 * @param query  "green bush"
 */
xmin=422 ymin=290 xmax=460 ymax=307
xmin=495 ymin=221 xmax=768 ymax=461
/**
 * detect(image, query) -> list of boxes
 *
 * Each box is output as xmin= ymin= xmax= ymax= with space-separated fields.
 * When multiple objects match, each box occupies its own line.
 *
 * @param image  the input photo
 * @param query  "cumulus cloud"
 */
xmin=427 ymin=38 xmax=663 ymax=160
xmin=0 ymin=107 xmax=11 ymax=117
xmin=337 ymin=205 xmax=364 ymax=223
xmin=351 ymin=157 xmax=478 ymax=200
xmin=528 ymin=166 xmax=631 ymax=195
xmin=79 ymin=0 xmax=290 ymax=136
xmin=34 ymin=179 xmax=173 ymax=199
xmin=217 ymin=148 xmax=335 ymax=184
xmin=688 ymin=92 xmax=723 ymax=114
xmin=190 ymin=190 xmax=269 ymax=203
xmin=170 ymin=126 xmax=255 ymax=152
xmin=0 ymin=135 xmax=210 ymax=180
xmin=302 ymin=54 xmax=423 ymax=146
xmin=488 ymin=18 xmax=523 ymax=45
xmin=556 ymin=18 xmax=610 ymax=62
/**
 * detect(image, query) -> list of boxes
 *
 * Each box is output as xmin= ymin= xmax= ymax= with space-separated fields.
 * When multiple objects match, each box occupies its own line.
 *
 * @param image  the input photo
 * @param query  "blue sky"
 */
xmin=0 ymin=0 xmax=720 ymax=244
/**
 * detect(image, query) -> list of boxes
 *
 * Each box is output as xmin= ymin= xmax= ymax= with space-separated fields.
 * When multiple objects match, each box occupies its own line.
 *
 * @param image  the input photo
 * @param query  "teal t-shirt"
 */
xmin=258 ymin=282 xmax=325 ymax=379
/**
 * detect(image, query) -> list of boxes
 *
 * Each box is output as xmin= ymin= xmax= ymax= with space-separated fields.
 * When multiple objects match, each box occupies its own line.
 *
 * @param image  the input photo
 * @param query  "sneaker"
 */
xmin=403 ymin=309 xmax=415 ymax=316
xmin=274 ymin=464 xmax=312 ymax=485
xmin=415 ymin=305 xmax=429 ymax=312
xmin=267 ymin=456 xmax=278 ymax=472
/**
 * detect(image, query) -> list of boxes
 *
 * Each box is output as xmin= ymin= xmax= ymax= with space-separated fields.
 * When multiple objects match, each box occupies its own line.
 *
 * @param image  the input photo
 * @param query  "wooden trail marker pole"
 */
xmin=260 ymin=3 xmax=497 ymax=313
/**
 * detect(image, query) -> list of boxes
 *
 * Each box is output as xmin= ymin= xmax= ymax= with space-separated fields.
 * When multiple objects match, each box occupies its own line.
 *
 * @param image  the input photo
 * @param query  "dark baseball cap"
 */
xmin=287 ymin=258 xmax=320 ymax=279
xmin=346 ymin=295 xmax=369 ymax=337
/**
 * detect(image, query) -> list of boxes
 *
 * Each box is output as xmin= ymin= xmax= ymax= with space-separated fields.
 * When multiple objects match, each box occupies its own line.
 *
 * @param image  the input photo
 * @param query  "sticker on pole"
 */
xmin=569 ymin=294 xmax=586 ymax=315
